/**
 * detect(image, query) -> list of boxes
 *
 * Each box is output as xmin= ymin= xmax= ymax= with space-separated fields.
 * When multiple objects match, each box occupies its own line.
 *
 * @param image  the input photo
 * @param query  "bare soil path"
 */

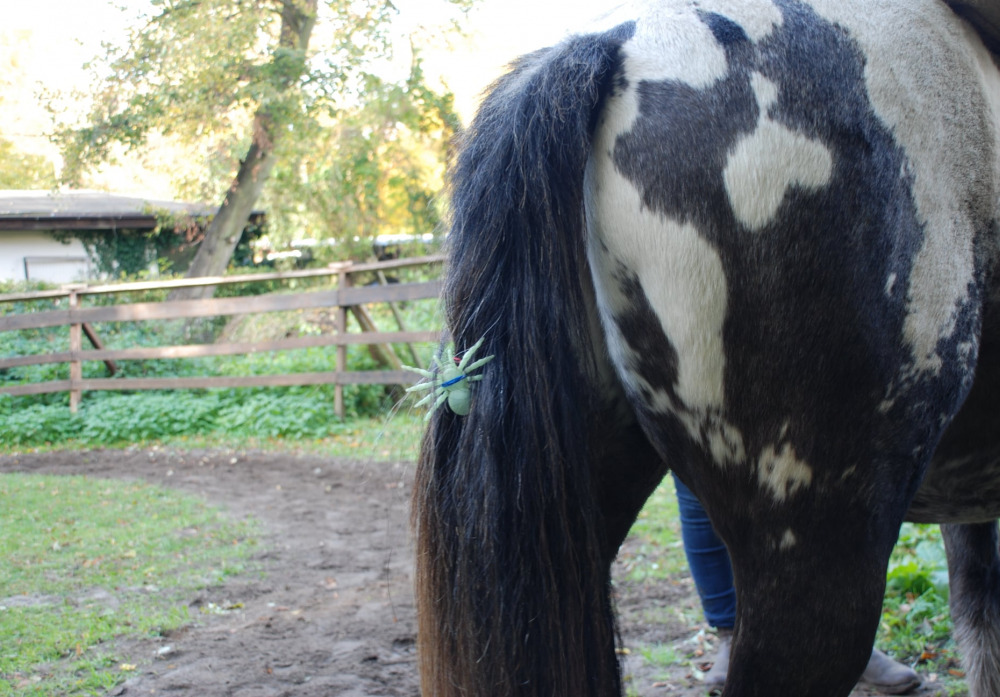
xmin=0 ymin=448 xmax=949 ymax=696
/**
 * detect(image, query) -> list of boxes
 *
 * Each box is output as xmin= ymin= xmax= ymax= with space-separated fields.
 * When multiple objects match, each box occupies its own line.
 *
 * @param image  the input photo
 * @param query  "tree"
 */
xmin=58 ymin=0 xmax=468 ymax=297
xmin=263 ymin=56 xmax=460 ymax=262
xmin=0 ymin=137 xmax=57 ymax=189
xmin=0 ymin=29 xmax=58 ymax=189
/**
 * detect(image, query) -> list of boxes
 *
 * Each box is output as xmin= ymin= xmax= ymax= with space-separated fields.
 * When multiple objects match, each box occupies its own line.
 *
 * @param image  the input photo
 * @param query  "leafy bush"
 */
xmin=876 ymin=523 xmax=959 ymax=687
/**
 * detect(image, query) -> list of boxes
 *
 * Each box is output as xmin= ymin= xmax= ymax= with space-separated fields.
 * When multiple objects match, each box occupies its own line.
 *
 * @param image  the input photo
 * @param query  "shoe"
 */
xmin=701 ymin=638 xmax=920 ymax=695
xmin=860 ymin=648 xmax=922 ymax=695
xmin=703 ymin=628 xmax=732 ymax=689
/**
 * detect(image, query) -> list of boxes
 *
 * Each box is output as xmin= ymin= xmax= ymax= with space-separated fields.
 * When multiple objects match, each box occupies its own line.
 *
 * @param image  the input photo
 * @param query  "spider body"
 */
xmin=404 ymin=337 xmax=494 ymax=418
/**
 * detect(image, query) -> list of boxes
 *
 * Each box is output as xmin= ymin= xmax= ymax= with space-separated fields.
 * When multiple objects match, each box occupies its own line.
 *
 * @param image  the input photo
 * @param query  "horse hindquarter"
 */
xmin=586 ymin=0 xmax=1000 ymax=694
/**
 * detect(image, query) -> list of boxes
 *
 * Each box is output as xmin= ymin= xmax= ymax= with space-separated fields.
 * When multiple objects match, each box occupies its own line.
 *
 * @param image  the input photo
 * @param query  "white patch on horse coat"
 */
xmin=780 ymin=528 xmax=798 ymax=550
xmin=585 ymin=0 xmax=783 ymax=46
xmin=757 ymin=443 xmax=813 ymax=500
xmin=587 ymin=11 xmax=736 ymax=420
xmin=585 ymin=159 xmax=729 ymax=414
xmin=706 ymin=418 xmax=747 ymax=465
xmin=587 ymin=97 xmax=747 ymax=463
xmin=602 ymin=2 xmax=739 ymax=141
xmin=723 ymin=72 xmax=833 ymax=230
xmin=885 ymin=273 xmax=897 ymax=297
xmin=584 ymin=1 xmax=810 ymax=468
xmin=811 ymin=0 xmax=1000 ymax=375
xmin=703 ymin=0 xmax=783 ymax=41
xmin=620 ymin=3 xmax=729 ymax=91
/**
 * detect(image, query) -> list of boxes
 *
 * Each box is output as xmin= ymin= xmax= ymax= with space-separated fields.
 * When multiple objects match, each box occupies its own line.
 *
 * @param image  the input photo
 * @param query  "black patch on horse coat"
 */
xmin=609 ymin=0 xmax=979 ymax=516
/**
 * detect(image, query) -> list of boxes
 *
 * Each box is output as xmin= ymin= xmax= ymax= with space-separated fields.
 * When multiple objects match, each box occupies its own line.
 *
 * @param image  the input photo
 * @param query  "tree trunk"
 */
xmin=171 ymin=0 xmax=318 ymax=301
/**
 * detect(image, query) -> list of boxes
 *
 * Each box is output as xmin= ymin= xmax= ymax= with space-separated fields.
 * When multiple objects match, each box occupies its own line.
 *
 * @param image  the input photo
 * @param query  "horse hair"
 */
xmin=412 ymin=21 xmax=636 ymax=697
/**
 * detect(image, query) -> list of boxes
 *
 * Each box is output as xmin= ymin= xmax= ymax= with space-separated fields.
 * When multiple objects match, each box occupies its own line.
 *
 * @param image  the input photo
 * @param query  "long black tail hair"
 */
xmin=413 ymin=22 xmax=636 ymax=697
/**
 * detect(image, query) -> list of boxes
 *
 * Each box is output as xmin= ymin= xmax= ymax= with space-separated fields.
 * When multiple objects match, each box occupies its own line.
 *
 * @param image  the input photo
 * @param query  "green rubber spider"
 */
xmin=404 ymin=336 xmax=495 ymax=419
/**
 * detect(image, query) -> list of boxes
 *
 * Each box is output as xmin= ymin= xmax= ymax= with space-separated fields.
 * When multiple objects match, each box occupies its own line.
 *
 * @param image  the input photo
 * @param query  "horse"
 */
xmin=411 ymin=1 xmax=1000 ymax=695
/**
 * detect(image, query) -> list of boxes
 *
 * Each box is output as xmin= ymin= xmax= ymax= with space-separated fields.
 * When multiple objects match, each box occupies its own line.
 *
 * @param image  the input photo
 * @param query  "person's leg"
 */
xmin=672 ymin=473 xmax=736 ymax=630
xmin=672 ymin=473 xmax=734 ymax=689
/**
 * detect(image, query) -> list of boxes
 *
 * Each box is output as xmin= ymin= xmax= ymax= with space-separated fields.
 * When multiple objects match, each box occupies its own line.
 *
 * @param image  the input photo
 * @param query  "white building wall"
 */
xmin=0 ymin=231 xmax=92 ymax=284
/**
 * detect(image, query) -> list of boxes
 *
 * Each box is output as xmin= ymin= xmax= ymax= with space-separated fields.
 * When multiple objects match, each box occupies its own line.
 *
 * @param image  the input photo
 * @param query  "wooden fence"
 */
xmin=0 ymin=256 xmax=445 ymax=417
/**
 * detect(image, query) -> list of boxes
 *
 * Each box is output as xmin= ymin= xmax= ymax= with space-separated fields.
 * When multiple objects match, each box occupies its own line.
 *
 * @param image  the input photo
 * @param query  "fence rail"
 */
xmin=0 ymin=256 xmax=445 ymax=416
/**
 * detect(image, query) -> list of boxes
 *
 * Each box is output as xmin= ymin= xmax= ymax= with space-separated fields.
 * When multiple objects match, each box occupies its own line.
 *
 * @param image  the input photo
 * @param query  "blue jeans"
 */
xmin=673 ymin=473 xmax=737 ymax=629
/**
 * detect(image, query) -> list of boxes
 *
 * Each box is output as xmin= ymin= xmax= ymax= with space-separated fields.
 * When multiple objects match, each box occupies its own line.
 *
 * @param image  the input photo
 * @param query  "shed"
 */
xmin=0 ymin=190 xmax=265 ymax=283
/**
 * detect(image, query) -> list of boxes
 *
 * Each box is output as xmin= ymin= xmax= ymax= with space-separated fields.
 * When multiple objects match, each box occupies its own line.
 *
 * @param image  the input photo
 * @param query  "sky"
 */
xmin=1 ymin=0 xmax=618 ymax=191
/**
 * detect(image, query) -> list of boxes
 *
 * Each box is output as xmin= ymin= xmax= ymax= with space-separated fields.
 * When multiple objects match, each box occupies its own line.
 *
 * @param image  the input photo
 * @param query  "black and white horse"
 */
xmin=412 ymin=1 xmax=1000 ymax=695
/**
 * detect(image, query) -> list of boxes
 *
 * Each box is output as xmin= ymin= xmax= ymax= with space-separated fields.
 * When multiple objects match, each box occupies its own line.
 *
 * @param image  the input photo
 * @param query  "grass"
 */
xmin=0 ymin=472 xmax=258 ymax=697
xmin=638 ymin=643 xmax=681 ymax=678
xmin=877 ymin=523 xmax=963 ymax=692
xmin=621 ymin=477 xmax=685 ymax=581
xmin=0 ymin=409 xmax=428 ymax=466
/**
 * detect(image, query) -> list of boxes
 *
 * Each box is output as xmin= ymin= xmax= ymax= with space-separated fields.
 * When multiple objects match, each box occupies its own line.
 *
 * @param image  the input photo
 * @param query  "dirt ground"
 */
xmin=0 ymin=448 xmax=950 ymax=696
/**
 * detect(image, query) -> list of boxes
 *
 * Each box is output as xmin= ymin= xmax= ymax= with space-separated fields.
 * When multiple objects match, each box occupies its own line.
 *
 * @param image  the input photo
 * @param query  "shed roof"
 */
xmin=0 ymin=190 xmax=263 ymax=232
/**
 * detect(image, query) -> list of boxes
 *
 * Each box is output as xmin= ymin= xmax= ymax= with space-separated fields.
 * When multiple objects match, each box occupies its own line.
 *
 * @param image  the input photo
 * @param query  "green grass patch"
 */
xmin=623 ymin=477 xmax=685 ymax=581
xmin=877 ymin=523 xmax=962 ymax=691
xmin=0 ymin=410 xmax=428 ymax=465
xmin=0 ymin=472 xmax=258 ymax=696
xmin=638 ymin=642 xmax=680 ymax=681
xmin=0 ymin=391 xmax=433 ymax=453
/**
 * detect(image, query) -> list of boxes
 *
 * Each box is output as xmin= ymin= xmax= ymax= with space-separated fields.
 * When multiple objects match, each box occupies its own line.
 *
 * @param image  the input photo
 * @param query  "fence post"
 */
xmin=335 ymin=269 xmax=349 ymax=419
xmin=68 ymin=286 xmax=83 ymax=412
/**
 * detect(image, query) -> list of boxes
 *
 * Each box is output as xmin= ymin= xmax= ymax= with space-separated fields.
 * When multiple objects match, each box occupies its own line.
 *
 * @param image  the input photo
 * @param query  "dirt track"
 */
xmin=0 ymin=448 xmax=948 ymax=696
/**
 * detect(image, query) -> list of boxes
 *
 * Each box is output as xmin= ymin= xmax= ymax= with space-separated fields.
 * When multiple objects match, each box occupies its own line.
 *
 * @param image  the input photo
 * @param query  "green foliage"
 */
xmin=264 ymin=60 xmax=460 ymax=253
xmin=0 ymin=385 xmax=379 ymax=448
xmin=50 ymin=215 xmax=262 ymax=278
xmin=618 ymin=478 xmax=685 ymax=581
xmin=0 ymin=137 xmax=57 ymax=189
xmin=876 ymin=523 xmax=961 ymax=689
xmin=0 ymin=472 xmax=257 ymax=696
xmin=55 ymin=0 xmax=470 ymax=256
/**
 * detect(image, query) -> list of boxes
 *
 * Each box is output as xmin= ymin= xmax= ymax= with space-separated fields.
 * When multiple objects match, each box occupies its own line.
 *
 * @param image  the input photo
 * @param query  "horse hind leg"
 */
xmin=942 ymin=522 xmax=1000 ymax=697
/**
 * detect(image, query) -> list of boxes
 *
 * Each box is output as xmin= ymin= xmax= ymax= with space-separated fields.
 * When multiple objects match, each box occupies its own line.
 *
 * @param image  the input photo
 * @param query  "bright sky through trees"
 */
xmin=2 ymin=0 xmax=614 ymax=199
xmin=6 ymin=1 xmax=613 ymax=119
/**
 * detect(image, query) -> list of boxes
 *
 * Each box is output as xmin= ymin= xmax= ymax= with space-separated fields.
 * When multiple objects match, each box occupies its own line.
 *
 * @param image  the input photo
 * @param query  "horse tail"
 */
xmin=413 ymin=22 xmax=636 ymax=697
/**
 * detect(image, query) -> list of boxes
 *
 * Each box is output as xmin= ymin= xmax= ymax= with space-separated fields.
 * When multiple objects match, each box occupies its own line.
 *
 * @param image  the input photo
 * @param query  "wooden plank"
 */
xmin=378 ymin=268 xmax=423 ymax=369
xmin=0 ymin=290 xmax=336 ymax=330
xmin=335 ymin=270 xmax=349 ymax=419
xmin=82 ymin=322 xmax=117 ymax=375
xmin=0 ymin=331 xmax=441 ymax=369
xmin=72 ymin=371 xmax=418 ymax=390
xmin=0 ymin=380 xmax=72 ymax=397
xmin=340 ymin=280 xmax=442 ymax=306
xmin=0 ymin=281 xmax=442 ymax=332
xmin=0 ymin=371 xmax=418 ymax=396
xmin=68 ymin=290 xmax=82 ymax=412
xmin=0 ymin=289 xmax=74 ymax=303
xmin=0 ymin=254 xmax=445 ymax=304
xmin=0 ymin=351 xmax=73 ymax=369
xmin=342 ymin=254 xmax=445 ymax=275
xmin=349 ymin=305 xmax=403 ymax=372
